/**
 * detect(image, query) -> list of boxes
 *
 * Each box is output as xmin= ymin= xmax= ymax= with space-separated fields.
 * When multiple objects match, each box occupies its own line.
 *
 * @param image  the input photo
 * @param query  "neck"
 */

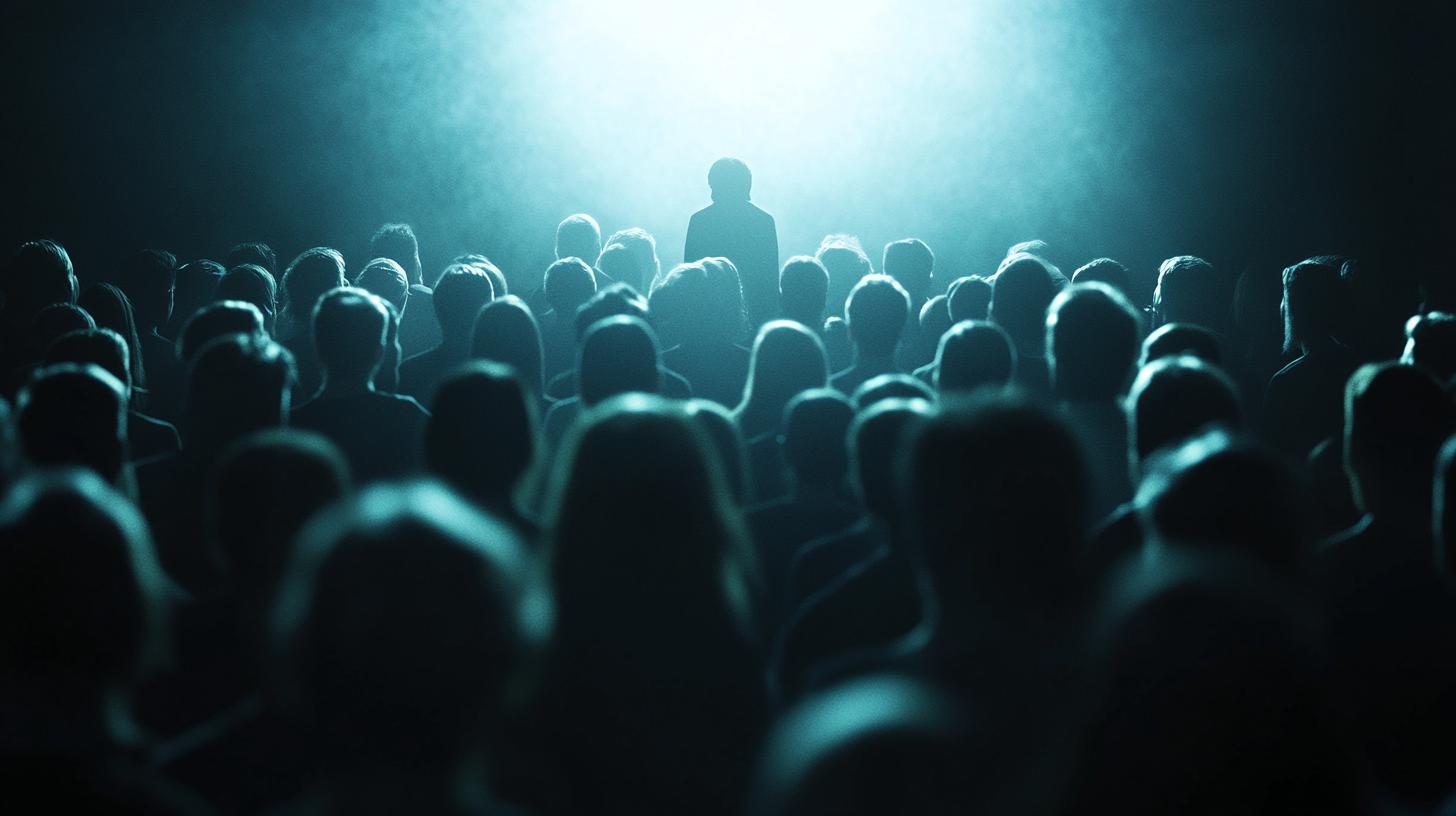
xmin=854 ymin=348 xmax=896 ymax=368
xmin=321 ymin=373 xmax=376 ymax=397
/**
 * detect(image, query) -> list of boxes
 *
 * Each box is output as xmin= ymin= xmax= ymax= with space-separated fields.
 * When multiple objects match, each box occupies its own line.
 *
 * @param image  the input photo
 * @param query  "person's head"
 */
xmin=779 ymin=255 xmax=830 ymax=327
xmin=555 ymin=213 xmax=602 ymax=264
xmin=573 ymin=282 xmax=649 ymax=341
xmin=369 ymin=223 xmax=422 ymax=286
xmin=815 ymin=235 xmax=873 ymax=319
xmin=852 ymin=374 xmax=934 ymax=412
xmin=577 ymin=315 xmax=662 ymax=405
xmin=5 ymin=240 xmax=78 ymax=328
xmin=1071 ymin=257 xmax=1132 ymax=297
xmin=845 ymin=274 xmax=911 ymax=358
xmin=183 ymin=333 xmax=295 ymax=463
xmin=603 ymin=228 xmax=660 ymax=291
xmin=935 ymin=320 xmax=1016 ymax=396
xmin=30 ymin=303 xmax=95 ymax=350
xmin=45 ymin=328 xmax=132 ymax=395
xmin=1402 ymin=311 xmax=1456 ymax=385
xmin=225 ymin=241 xmax=278 ymax=277
xmin=209 ymin=429 xmax=350 ymax=602
xmin=352 ymin=257 xmax=408 ymax=313
xmin=217 ymin=263 xmax=279 ymax=333
xmin=1128 ymin=355 xmax=1244 ymax=471
xmin=271 ymin=481 xmax=542 ymax=767
xmin=782 ymin=389 xmax=854 ymax=488
xmin=882 ymin=238 xmax=935 ymax=306
xmin=76 ymin=283 xmax=146 ymax=391
xmin=17 ymin=364 xmax=129 ymax=487
xmin=282 ymin=247 xmax=347 ymax=325
xmin=1047 ymin=283 xmax=1142 ymax=402
xmin=432 ymin=263 xmax=495 ymax=345
xmin=426 ymin=361 xmax=538 ymax=507
xmin=596 ymin=243 xmax=641 ymax=292
xmin=115 ymin=248 xmax=174 ymax=330
xmin=648 ymin=259 xmax=747 ymax=347
xmin=686 ymin=399 xmax=752 ymax=506
xmin=172 ymin=260 xmax=226 ymax=329
xmin=177 ymin=300 xmax=265 ymax=365
xmin=1280 ymin=257 xmax=1348 ymax=354
xmin=919 ymin=294 xmax=952 ymax=345
xmin=946 ymin=276 xmax=993 ymax=324
xmin=990 ymin=255 xmax=1061 ymax=355
xmin=708 ymin=157 xmax=752 ymax=202
xmin=851 ymin=397 xmax=936 ymax=522
xmin=1344 ymin=362 xmax=1456 ymax=521
xmin=455 ymin=254 xmax=508 ymax=298
xmin=1153 ymin=255 xmax=1229 ymax=334
xmin=0 ymin=468 xmax=167 ymax=699
xmin=312 ymin=288 xmax=388 ymax=386
xmin=542 ymin=256 xmax=597 ymax=317
xmin=740 ymin=320 xmax=828 ymax=421
xmin=1140 ymin=322 xmax=1222 ymax=368
xmin=472 ymin=295 xmax=545 ymax=397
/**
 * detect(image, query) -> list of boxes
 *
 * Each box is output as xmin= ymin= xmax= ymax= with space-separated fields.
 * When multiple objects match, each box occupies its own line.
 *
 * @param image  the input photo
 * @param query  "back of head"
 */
xmin=743 ymin=320 xmax=828 ymax=416
xmin=990 ymin=255 xmax=1061 ymax=354
xmin=935 ymin=320 xmax=1015 ymax=396
xmin=426 ymin=361 xmax=537 ymax=504
xmin=472 ymin=295 xmax=544 ymax=396
xmin=184 ymin=333 xmax=295 ymax=461
xmin=853 ymin=373 xmax=934 ymax=413
xmin=282 ymin=247 xmax=347 ymax=324
xmin=846 ymin=274 xmax=911 ymax=356
xmin=77 ymin=283 xmax=146 ymax=389
xmin=597 ymin=243 xmax=645 ymax=294
xmin=116 ymin=248 xmax=174 ymax=329
xmin=604 ymin=227 xmax=660 ymax=291
xmin=0 ymin=469 xmax=166 ymax=694
xmin=780 ymin=255 xmax=830 ymax=326
xmin=217 ymin=264 xmax=279 ymax=330
xmin=555 ymin=213 xmax=602 ymax=264
xmin=45 ymin=328 xmax=131 ymax=393
xmin=1140 ymin=322 xmax=1221 ymax=368
xmin=226 ymin=241 xmax=278 ymax=277
xmin=5 ymin=240 xmax=78 ymax=327
xmin=1047 ymin=283 xmax=1142 ymax=402
xmin=543 ymin=256 xmax=597 ymax=316
xmin=816 ymin=235 xmax=874 ymax=319
xmin=1403 ymin=311 xmax=1456 ymax=385
xmin=31 ymin=303 xmax=95 ymax=350
xmin=352 ymin=258 xmax=408 ymax=312
xmin=577 ymin=315 xmax=661 ymax=405
xmin=852 ymin=397 xmax=936 ymax=521
xmin=311 ymin=287 xmax=387 ymax=381
xmin=946 ymin=276 xmax=992 ymax=324
xmin=783 ymin=389 xmax=855 ymax=485
xmin=172 ymin=260 xmax=226 ymax=326
xmin=882 ymin=239 xmax=935 ymax=306
xmin=649 ymin=259 xmax=746 ymax=347
xmin=708 ymin=157 xmax=752 ymax=202
xmin=1071 ymin=257 xmax=1132 ymax=297
xmin=455 ymin=254 xmax=508 ymax=298
xmin=1129 ymin=355 xmax=1244 ymax=466
xmin=432 ymin=263 xmax=494 ymax=343
xmin=919 ymin=295 xmax=951 ymax=343
xmin=272 ymin=481 xmax=540 ymax=765
xmin=177 ymin=300 xmax=265 ymax=365
xmin=369 ymin=223 xmax=422 ymax=286
xmin=17 ymin=364 xmax=128 ymax=485
xmin=1154 ymin=255 xmax=1229 ymax=334
xmin=1344 ymin=362 xmax=1456 ymax=518
xmin=1280 ymin=257 xmax=1348 ymax=354
xmin=573 ymin=282 xmax=649 ymax=341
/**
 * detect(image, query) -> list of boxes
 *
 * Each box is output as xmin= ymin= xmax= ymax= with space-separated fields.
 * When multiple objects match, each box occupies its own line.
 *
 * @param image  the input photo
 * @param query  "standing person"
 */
xmin=684 ymin=158 xmax=779 ymax=329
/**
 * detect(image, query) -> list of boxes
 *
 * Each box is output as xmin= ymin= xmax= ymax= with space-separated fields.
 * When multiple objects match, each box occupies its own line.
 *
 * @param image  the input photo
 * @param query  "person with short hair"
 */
xmin=279 ymin=247 xmax=347 ymax=397
xmin=539 ymin=257 xmax=598 ymax=380
xmin=45 ymin=328 xmax=180 ymax=463
xmin=398 ymin=264 xmax=494 ymax=404
xmin=990 ymin=255 xmax=1062 ymax=397
xmin=684 ymin=158 xmax=780 ymax=329
xmin=556 ymin=213 xmax=603 ymax=266
xmin=650 ymin=259 xmax=752 ymax=406
xmin=830 ymin=275 xmax=911 ymax=396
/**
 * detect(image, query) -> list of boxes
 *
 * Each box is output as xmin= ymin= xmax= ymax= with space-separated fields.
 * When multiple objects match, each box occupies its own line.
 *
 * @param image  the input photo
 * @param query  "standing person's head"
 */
xmin=176 ymin=301 xmax=266 ymax=365
xmin=990 ymin=255 xmax=1060 ymax=356
xmin=432 ymin=264 xmax=494 ymax=347
xmin=183 ymin=334 xmax=295 ymax=466
xmin=934 ymin=321 xmax=1015 ymax=397
xmin=882 ymin=239 xmax=935 ymax=307
xmin=815 ymin=235 xmax=873 ymax=320
xmin=1127 ymin=356 xmax=1244 ymax=475
xmin=947 ymin=276 xmax=993 ymax=324
xmin=472 ymin=296 xmax=545 ymax=398
xmin=1071 ymin=257 xmax=1133 ymax=298
xmin=115 ymin=248 xmax=174 ymax=332
xmin=555 ymin=213 xmax=602 ymax=264
xmin=369 ymin=223 xmax=423 ymax=287
xmin=17 ymin=364 xmax=129 ymax=489
xmin=217 ymin=264 xmax=279 ymax=335
xmin=708 ymin=157 xmax=752 ymax=203
xmin=542 ymin=257 xmax=597 ymax=318
xmin=282 ymin=248 xmax=347 ymax=331
xmin=603 ymin=228 xmax=660 ymax=291
xmin=5 ymin=240 xmax=78 ymax=329
xmin=426 ymin=362 xmax=539 ymax=510
xmin=76 ymin=283 xmax=147 ymax=392
xmin=1344 ymin=363 xmax=1456 ymax=524
xmin=171 ymin=260 xmax=226 ymax=330
xmin=1047 ymin=283 xmax=1142 ymax=402
xmin=577 ymin=315 xmax=662 ymax=406
xmin=845 ymin=274 xmax=911 ymax=359
xmin=649 ymin=259 xmax=747 ymax=347
xmin=779 ymin=256 xmax=830 ymax=329
xmin=850 ymin=397 xmax=935 ymax=524
xmin=1140 ymin=322 xmax=1222 ymax=368
xmin=225 ymin=242 xmax=278 ymax=277
xmin=738 ymin=320 xmax=828 ymax=430
xmin=1153 ymin=255 xmax=1229 ymax=335
xmin=1403 ymin=312 xmax=1456 ymax=385
xmin=352 ymin=258 xmax=408 ymax=313
xmin=312 ymin=288 xmax=388 ymax=389
xmin=1280 ymin=257 xmax=1348 ymax=355
xmin=781 ymin=389 xmax=855 ymax=490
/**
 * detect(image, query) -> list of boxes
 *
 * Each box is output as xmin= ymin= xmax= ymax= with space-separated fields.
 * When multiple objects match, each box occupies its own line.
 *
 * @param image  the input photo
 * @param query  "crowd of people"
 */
xmin=3 ymin=157 xmax=1456 ymax=814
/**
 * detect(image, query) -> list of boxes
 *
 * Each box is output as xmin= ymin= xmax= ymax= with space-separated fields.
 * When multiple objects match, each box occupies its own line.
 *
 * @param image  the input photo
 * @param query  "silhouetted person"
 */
xmin=906 ymin=294 xmax=952 ymax=372
xmin=45 ymin=329 xmax=180 ymax=463
xmin=1151 ymin=255 xmax=1231 ymax=338
xmin=883 ymin=239 xmax=935 ymax=368
xmin=1071 ymin=257 xmax=1133 ymax=299
xmin=369 ymin=223 xmax=440 ymax=357
xmin=541 ymin=315 xmax=664 ymax=450
xmin=650 ymin=259 xmax=752 ymax=406
xmin=1403 ymin=311 xmax=1456 ymax=385
xmin=915 ymin=319 xmax=1014 ymax=396
xmin=602 ymin=227 xmax=661 ymax=292
xmin=17 ymin=364 xmax=132 ymax=495
xmin=398 ymin=263 xmax=493 ymax=404
xmin=472 ymin=295 xmax=548 ymax=405
xmin=1140 ymin=321 xmax=1221 ymax=368
xmin=1263 ymin=257 xmax=1358 ymax=462
xmin=352 ymin=258 xmax=407 ymax=314
xmin=425 ymin=361 xmax=540 ymax=538
xmin=815 ymin=234 xmax=873 ymax=323
xmin=538 ymin=257 xmax=597 ymax=380
xmin=946 ymin=276 xmax=992 ymax=324
xmin=278 ymin=248 xmax=347 ymax=399
xmin=224 ymin=242 xmax=277 ymax=277
xmin=2 ymin=240 xmax=79 ymax=396
xmin=779 ymin=255 xmax=830 ymax=333
xmin=544 ymin=283 xmax=692 ymax=401
xmin=78 ymin=283 xmax=149 ymax=401
xmin=686 ymin=398 xmax=754 ymax=507
xmin=990 ymin=255 xmax=1061 ymax=398
xmin=292 ymin=288 xmax=429 ymax=484
xmin=851 ymin=373 xmax=934 ymax=413
xmin=32 ymin=302 xmax=95 ymax=348
xmin=735 ymin=321 xmax=829 ymax=501
xmin=175 ymin=301 xmax=265 ymax=369
xmin=113 ymin=249 xmax=178 ymax=395
xmin=684 ymin=158 xmax=779 ymax=328
xmin=555 ymin=213 xmax=602 ymax=265
xmin=216 ymin=264 xmax=278 ymax=336
xmin=168 ymin=261 xmax=225 ymax=339
xmin=831 ymin=274 xmax=911 ymax=396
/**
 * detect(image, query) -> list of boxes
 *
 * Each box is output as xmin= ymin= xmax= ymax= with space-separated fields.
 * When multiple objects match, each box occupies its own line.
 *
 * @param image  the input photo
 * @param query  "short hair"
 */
xmin=354 ymin=257 xmax=409 ymax=311
xmin=1072 ymin=257 xmax=1132 ymax=296
xmin=782 ymin=389 xmax=854 ymax=484
xmin=708 ymin=157 xmax=752 ymax=201
xmin=217 ymin=264 xmax=278 ymax=328
xmin=31 ymin=303 xmax=95 ymax=350
xmin=472 ymin=296 xmax=545 ymax=397
xmin=851 ymin=397 xmax=935 ymax=519
xmin=454 ymin=254 xmax=508 ymax=298
xmin=845 ymin=274 xmax=911 ymax=355
xmin=991 ymin=255 xmax=1061 ymax=351
xmin=935 ymin=320 xmax=1016 ymax=395
xmin=173 ymin=260 xmax=227 ymax=323
xmin=312 ymin=288 xmax=388 ymax=379
xmin=603 ymin=228 xmax=660 ymax=290
xmin=574 ymin=282 xmax=648 ymax=341
xmin=1280 ymin=258 xmax=1347 ymax=354
xmin=432 ymin=264 xmax=495 ymax=342
xmin=577 ymin=316 xmax=661 ymax=405
xmin=45 ymin=328 xmax=131 ymax=392
xmin=1344 ymin=363 xmax=1456 ymax=515
xmin=17 ymin=364 xmax=128 ymax=485
xmin=1404 ymin=311 xmax=1456 ymax=384
xmin=1153 ymin=255 xmax=1227 ymax=333
xmin=649 ymin=259 xmax=747 ymax=346
xmin=1047 ymin=283 xmax=1142 ymax=401
xmin=882 ymin=238 xmax=934 ymax=303
xmin=543 ymin=257 xmax=598 ymax=316
xmin=177 ymin=300 xmax=265 ymax=364
xmin=596 ymin=244 xmax=643 ymax=293
xmin=816 ymin=235 xmax=873 ymax=318
xmin=1128 ymin=355 xmax=1243 ymax=464
xmin=918 ymin=295 xmax=952 ymax=346
xmin=283 ymin=247 xmax=347 ymax=320
xmin=6 ymin=240 xmax=77 ymax=318
xmin=779 ymin=255 xmax=829 ymax=325
xmin=225 ymin=242 xmax=278 ymax=276
xmin=946 ymin=276 xmax=992 ymax=323
xmin=369 ymin=223 xmax=422 ymax=285
xmin=426 ymin=361 xmax=538 ymax=503
xmin=1141 ymin=322 xmax=1221 ymax=368
xmin=184 ymin=333 xmax=296 ymax=453
xmin=852 ymin=373 xmax=934 ymax=412
xmin=555 ymin=213 xmax=602 ymax=263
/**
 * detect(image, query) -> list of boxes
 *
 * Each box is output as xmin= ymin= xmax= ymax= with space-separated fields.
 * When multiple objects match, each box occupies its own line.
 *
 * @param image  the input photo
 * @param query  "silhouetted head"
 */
xmin=649 ymin=259 xmax=747 ymax=347
xmin=426 ymin=361 xmax=538 ymax=507
xmin=4 ymin=241 xmax=77 ymax=329
xmin=352 ymin=257 xmax=408 ymax=312
xmin=852 ymin=397 xmax=935 ymax=522
xmin=177 ymin=300 xmax=265 ymax=365
xmin=919 ymin=293 xmax=952 ymax=342
xmin=946 ymin=276 xmax=992 ymax=324
xmin=782 ymin=389 xmax=854 ymax=487
xmin=455 ymin=254 xmax=508 ymax=298
xmin=116 ymin=248 xmax=175 ymax=330
xmin=934 ymin=320 xmax=1015 ymax=396
xmin=172 ymin=260 xmax=225 ymax=329
xmin=577 ymin=315 xmax=662 ymax=406
xmin=543 ymin=256 xmax=597 ymax=317
xmin=555 ymin=213 xmax=602 ymax=263
xmin=312 ymin=287 xmax=387 ymax=385
xmin=1437 ymin=436 xmax=1456 ymax=578
xmin=990 ymin=255 xmax=1061 ymax=355
xmin=184 ymin=333 xmax=295 ymax=464
xmin=1344 ymin=363 xmax=1456 ymax=521
xmin=749 ymin=675 xmax=967 ymax=816
xmin=1280 ymin=257 xmax=1348 ymax=355
xmin=739 ymin=320 xmax=828 ymax=425
xmin=853 ymin=374 xmax=934 ymax=412
xmin=225 ymin=241 xmax=278 ymax=277
xmin=687 ymin=398 xmax=752 ymax=505
xmin=573 ymin=282 xmax=649 ymax=341
xmin=369 ymin=223 xmax=423 ymax=286
xmin=1140 ymin=322 xmax=1221 ymax=368
xmin=603 ymin=227 xmax=660 ymax=291
xmin=209 ymin=429 xmax=350 ymax=600
xmin=1403 ymin=311 xmax=1456 ymax=384
xmin=845 ymin=274 xmax=911 ymax=357
xmin=1128 ymin=355 xmax=1243 ymax=471
xmin=30 ymin=303 xmax=95 ymax=350
xmin=432 ymin=263 xmax=494 ymax=345
xmin=272 ymin=482 xmax=542 ymax=766
xmin=45 ymin=328 xmax=132 ymax=395
xmin=0 ymin=469 xmax=167 ymax=697
xmin=1071 ymin=257 xmax=1132 ymax=298
xmin=472 ymin=295 xmax=545 ymax=397
xmin=597 ymin=244 xmax=641 ymax=293
xmin=780 ymin=255 xmax=830 ymax=328
xmin=1047 ymin=283 xmax=1141 ymax=402
xmin=816 ymin=235 xmax=873 ymax=319
xmin=1153 ymin=255 xmax=1229 ymax=334
xmin=217 ymin=263 xmax=279 ymax=333
xmin=282 ymin=247 xmax=347 ymax=327
xmin=17 ymin=364 xmax=128 ymax=487
xmin=883 ymin=239 xmax=935 ymax=305
xmin=708 ymin=157 xmax=752 ymax=202
xmin=76 ymin=283 xmax=146 ymax=390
